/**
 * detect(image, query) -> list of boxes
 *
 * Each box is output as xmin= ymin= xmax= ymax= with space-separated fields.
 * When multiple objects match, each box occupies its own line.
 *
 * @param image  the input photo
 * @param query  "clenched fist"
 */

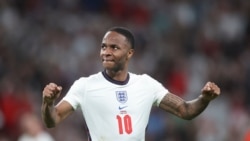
xmin=201 ymin=81 xmax=220 ymax=101
xmin=43 ymin=83 xmax=62 ymax=105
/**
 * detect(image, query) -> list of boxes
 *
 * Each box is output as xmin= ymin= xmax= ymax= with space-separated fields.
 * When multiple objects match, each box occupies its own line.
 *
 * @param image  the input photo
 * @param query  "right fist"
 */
xmin=43 ymin=83 xmax=62 ymax=104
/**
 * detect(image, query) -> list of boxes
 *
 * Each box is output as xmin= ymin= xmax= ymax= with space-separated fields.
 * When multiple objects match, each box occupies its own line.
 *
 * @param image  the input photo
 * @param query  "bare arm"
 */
xmin=159 ymin=82 xmax=220 ymax=120
xmin=41 ymin=83 xmax=74 ymax=128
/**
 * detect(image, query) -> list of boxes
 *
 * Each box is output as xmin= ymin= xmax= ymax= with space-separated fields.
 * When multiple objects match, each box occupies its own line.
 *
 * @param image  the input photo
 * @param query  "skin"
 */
xmin=159 ymin=82 xmax=220 ymax=120
xmin=41 ymin=31 xmax=221 ymax=128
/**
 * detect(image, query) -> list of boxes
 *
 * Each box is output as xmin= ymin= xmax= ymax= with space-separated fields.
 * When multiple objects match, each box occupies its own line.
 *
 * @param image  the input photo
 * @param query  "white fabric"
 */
xmin=63 ymin=72 xmax=168 ymax=141
xmin=18 ymin=132 xmax=54 ymax=141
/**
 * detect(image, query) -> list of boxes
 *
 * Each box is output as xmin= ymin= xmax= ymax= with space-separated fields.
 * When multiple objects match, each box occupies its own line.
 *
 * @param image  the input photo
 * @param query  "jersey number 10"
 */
xmin=116 ymin=115 xmax=132 ymax=134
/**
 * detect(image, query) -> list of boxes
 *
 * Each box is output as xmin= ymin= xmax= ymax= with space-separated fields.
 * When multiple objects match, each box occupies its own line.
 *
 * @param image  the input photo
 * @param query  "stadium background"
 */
xmin=0 ymin=0 xmax=250 ymax=140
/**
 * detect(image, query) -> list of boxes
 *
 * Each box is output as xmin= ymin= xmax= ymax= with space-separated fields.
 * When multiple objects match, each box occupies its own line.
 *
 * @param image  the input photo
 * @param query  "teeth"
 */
xmin=103 ymin=60 xmax=111 ymax=62
xmin=103 ymin=59 xmax=112 ymax=61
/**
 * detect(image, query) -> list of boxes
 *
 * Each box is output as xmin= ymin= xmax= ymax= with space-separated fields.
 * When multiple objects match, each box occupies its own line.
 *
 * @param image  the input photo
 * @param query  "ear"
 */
xmin=127 ymin=49 xmax=134 ymax=59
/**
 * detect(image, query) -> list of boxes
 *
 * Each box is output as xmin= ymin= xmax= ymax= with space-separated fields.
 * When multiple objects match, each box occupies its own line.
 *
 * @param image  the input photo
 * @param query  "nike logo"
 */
xmin=119 ymin=105 xmax=128 ymax=110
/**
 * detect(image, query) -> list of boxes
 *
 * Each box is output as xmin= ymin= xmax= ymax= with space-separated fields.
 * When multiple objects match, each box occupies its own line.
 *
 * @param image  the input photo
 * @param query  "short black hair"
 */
xmin=108 ymin=27 xmax=135 ymax=49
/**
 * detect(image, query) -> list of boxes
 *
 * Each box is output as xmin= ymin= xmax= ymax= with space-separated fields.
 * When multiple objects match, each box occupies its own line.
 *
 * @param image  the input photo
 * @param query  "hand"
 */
xmin=43 ymin=83 xmax=62 ymax=105
xmin=201 ymin=81 xmax=220 ymax=101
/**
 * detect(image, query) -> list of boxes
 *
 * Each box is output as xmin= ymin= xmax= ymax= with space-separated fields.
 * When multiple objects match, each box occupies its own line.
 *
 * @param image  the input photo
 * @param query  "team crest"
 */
xmin=116 ymin=91 xmax=128 ymax=104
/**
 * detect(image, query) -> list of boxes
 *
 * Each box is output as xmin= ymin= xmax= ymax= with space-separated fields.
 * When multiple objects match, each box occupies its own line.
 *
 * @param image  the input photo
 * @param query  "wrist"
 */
xmin=199 ymin=94 xmax=211 ymax=103
xmin=43 ymin=100 xmax=54 ymax=106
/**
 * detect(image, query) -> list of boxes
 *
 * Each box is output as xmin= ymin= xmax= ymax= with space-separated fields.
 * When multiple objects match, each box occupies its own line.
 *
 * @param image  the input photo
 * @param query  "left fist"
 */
xmin=201 ymin=81 xmax=221 ymax=101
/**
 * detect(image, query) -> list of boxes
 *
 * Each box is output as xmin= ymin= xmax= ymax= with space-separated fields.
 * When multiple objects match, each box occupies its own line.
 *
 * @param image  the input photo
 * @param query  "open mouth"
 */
xmin=102 ymin=59 xmax=114 ymax=63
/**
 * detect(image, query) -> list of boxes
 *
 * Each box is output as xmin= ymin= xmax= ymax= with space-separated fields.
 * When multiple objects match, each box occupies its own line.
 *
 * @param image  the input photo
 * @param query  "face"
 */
xmin=100 ymin=31 xmax=134 ymax=72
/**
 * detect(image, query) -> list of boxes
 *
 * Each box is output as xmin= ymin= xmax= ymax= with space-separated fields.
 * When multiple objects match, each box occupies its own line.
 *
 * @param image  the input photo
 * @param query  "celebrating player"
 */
xmin=41 ymin=27 xmax=221 ymax=141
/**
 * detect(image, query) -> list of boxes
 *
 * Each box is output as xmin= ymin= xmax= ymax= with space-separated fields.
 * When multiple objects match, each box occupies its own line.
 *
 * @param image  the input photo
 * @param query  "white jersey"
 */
xmin=63 ymin=71 xmax=168 ymax=141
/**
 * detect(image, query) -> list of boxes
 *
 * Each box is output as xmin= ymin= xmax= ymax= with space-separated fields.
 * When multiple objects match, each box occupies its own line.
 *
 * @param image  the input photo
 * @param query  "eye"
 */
xmin=101 ymin=44 xmax=106 ymax=49
xmin=111 ymin=45 xmax=119 ymax=50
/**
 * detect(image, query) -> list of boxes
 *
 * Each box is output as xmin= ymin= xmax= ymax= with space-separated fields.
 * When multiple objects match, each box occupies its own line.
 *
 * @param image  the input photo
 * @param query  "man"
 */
xmin=41 ymin=27 xmax=220 ymax=141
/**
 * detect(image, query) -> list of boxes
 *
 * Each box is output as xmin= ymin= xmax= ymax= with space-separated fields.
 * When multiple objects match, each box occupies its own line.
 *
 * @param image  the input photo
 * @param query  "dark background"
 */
xmin=0 ymin=0 xmax=250 ymax=141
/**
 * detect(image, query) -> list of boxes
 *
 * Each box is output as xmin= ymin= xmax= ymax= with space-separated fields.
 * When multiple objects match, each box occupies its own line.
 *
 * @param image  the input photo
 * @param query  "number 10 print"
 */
xmin=116 ymin=115 xmax=132 ymax=134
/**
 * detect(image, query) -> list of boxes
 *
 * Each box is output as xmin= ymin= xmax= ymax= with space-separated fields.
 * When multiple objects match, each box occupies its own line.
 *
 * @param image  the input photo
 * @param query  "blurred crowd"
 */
xmin=0 ymin=0 xmax=250 ymax=141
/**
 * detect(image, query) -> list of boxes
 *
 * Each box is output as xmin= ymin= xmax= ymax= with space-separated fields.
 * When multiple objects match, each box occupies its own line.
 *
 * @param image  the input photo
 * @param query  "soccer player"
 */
xmin=41 ymin=27 xmax=220 ymax=141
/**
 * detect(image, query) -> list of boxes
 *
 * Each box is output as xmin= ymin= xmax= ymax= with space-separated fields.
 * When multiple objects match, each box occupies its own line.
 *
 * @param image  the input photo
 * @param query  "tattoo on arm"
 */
xmin=159 ymin=93 xmax=185 ymax=117
xmin=159 ymin=93 xmax=210 ymax=120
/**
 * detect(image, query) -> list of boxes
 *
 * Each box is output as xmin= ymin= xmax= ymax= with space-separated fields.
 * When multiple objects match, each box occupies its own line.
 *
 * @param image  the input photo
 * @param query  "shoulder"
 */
xmin=76 ymin=72 xmax=102 ymax=82
xmin=130 ymin=72 xmax=155 ymax=80
xmin=129 ymin=72 xmax=158 ymax=84
xmin=72 ymin=72 xmax=103 ymax=87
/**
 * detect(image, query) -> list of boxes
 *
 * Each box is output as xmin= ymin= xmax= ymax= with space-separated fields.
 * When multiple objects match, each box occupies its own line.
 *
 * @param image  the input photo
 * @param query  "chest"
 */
xmin=82 ymin=85 xmax=155 ymax=115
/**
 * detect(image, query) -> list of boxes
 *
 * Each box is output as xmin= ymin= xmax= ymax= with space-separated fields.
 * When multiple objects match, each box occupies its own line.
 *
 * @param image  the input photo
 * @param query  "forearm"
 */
xmin=41 ymin=101 xmax=58 ymax=128
xmin=159 ymin=93 xmax=210 ymax=120
xmin=160 ymin=82 xmax=220 ymax=120
xmin=180 ymin=95 xmax=210 ymax=120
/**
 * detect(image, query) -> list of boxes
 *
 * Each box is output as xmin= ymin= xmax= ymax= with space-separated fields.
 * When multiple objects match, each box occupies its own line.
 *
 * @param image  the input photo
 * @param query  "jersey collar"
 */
xmin=102 ymin=70 xmax=129 ymax=85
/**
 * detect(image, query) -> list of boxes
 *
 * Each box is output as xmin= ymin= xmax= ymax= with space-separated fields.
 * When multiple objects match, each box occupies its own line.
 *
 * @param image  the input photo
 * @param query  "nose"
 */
xmin=101 ymin=47 xmax=112 ymax=56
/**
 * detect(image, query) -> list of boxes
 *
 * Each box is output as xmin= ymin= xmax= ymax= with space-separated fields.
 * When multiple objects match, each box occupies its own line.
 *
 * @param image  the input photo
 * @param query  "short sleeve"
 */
xmin=62 ymin=77 xmax=86 ymax=110
xmin=143 ymin=74 xmax=169 ymax=107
